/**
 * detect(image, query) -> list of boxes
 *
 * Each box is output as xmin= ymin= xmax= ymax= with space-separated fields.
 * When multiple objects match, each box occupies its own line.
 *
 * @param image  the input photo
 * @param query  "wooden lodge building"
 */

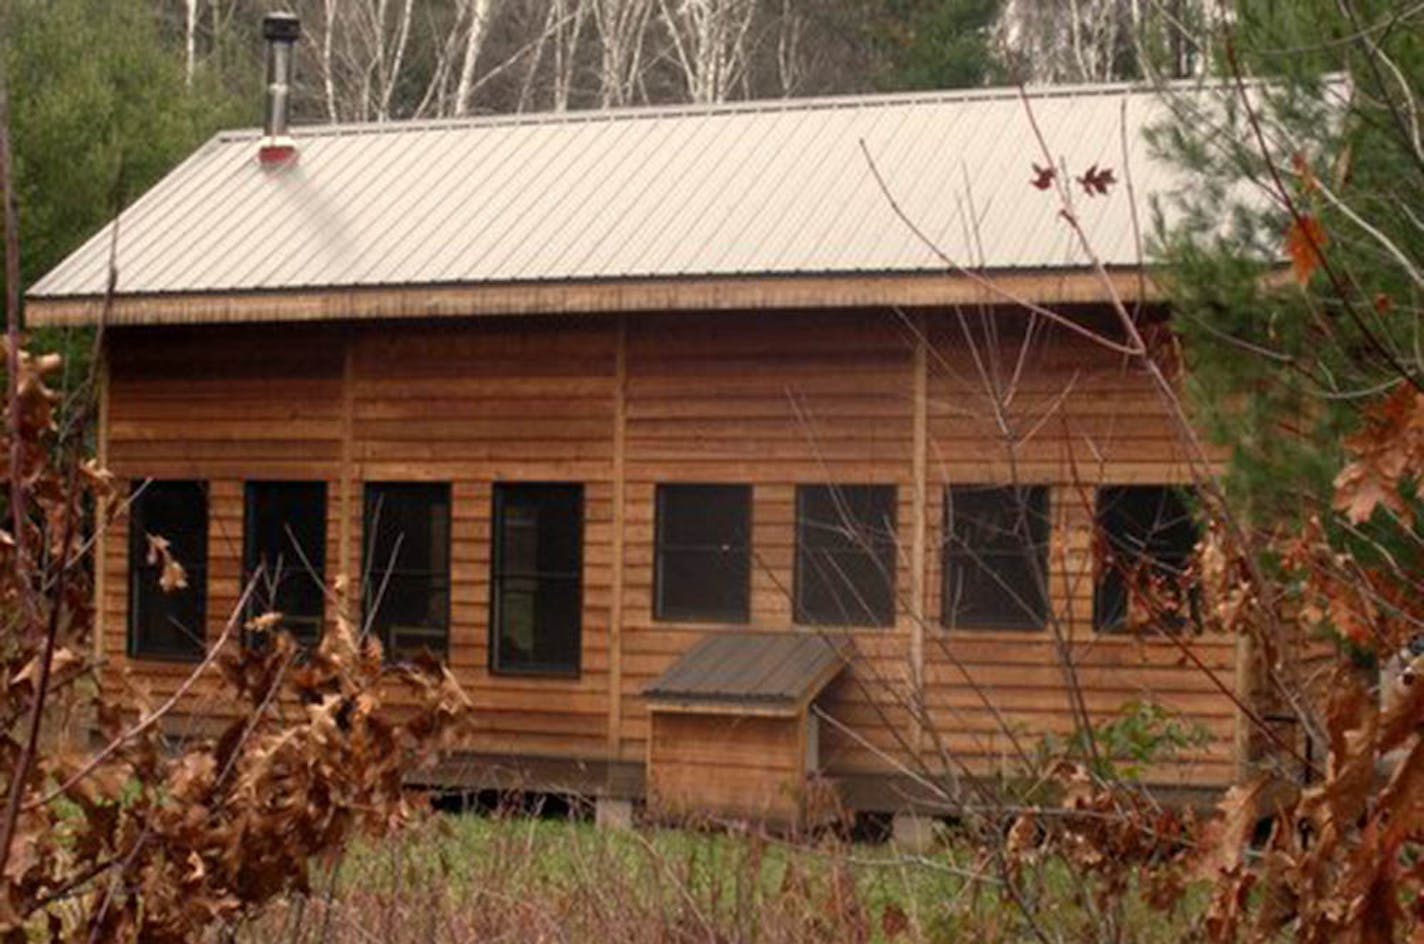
xmin=27 ymin=27 xmax=1248 ymax=827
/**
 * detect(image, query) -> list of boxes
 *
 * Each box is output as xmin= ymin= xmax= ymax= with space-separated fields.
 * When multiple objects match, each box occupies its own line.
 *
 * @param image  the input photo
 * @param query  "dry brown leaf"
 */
xmin=1195 ymin=776 xmax=1268 ymax=882
xmin=145 ymin=533 xmax=188 ymax=592
xmin=1285 ymin=213 xmax=1328 ymax=285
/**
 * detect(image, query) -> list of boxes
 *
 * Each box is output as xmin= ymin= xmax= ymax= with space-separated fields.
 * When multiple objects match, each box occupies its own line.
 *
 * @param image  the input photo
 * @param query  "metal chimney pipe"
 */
xmin=259 ymin=12 xmax=300 ymax=167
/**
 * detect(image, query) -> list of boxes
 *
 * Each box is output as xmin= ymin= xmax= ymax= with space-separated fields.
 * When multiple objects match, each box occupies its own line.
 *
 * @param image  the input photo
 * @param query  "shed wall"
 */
xmin=99 ymin=308 xmax=1237 ymax=796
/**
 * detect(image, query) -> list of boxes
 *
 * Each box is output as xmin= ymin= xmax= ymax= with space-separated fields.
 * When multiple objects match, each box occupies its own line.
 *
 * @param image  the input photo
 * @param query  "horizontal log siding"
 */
xmin=647 ymin=713 xmax=804 ymax=825
xmin=104 ymin=321 xmax=618 ymax=761
xmin=620 ymin=311 xmax=918 ymax=779
xmin=920 ymin=317 xmax=1235 ymax=787
xmin=100 ymin=308 xmax=1236 ymax=792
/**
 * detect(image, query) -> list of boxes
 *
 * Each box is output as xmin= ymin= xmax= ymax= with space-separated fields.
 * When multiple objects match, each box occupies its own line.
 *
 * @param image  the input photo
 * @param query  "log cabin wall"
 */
xmin=98 ymin=305 xmax=1237 ymax=798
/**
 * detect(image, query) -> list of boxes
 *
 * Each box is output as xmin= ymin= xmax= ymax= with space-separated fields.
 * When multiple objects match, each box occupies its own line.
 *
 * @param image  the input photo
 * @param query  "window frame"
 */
xmin=793 ymin=484 xmax=898 ymax=628
xmin=127 ymin=479 xmax=209 ymax=662
xmin=361 ymin=482 xmax=452 ymax=661
xmin=941 ymin=484 xmax=1050 ymax=632
xmin=1093 ymin=485 xmax=1199 ymax=634
xmin=489 ymin=482 xmax=585 ymax=678
xmin=242 ymin=480 xmax=328 ymax=646
xmin=653 ymin=483 xmax=752 ymax=624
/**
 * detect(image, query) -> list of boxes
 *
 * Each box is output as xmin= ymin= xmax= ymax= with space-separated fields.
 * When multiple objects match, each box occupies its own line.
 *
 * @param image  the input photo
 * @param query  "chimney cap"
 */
xmin=262 ymin=11 xmax=300 ymax=42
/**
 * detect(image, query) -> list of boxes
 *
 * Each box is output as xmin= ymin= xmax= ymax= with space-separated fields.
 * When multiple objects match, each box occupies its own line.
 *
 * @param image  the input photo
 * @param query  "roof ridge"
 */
xmin=215 ymin=75 xmax=1255 ymax=142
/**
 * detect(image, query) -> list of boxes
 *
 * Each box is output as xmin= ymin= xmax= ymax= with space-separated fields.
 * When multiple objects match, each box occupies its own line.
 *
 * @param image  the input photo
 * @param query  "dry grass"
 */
xmin=235 ymin=806 xmax=1207 ymax=943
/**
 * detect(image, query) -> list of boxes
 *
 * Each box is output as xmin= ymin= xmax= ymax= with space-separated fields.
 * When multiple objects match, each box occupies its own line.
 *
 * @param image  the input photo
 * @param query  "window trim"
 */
xmin=1093 ymin=484 xmax=1199 ymax=634
xmin=489 ymin=482 xmax=585 ymax=678
xmin=792 ymin=484 xmax=898 ymax=628
xmin=242 ymin=480 xmax=328 ymax=645
xmin=653 ymin=483 xmax=752 ymax=624
xmin=940 ymin=484 xmax=1050 ymax=632
xmin=361 ymin=481 xmax=452 ymax=661
xmin=127 ymin=479 xmax=209 ymax=663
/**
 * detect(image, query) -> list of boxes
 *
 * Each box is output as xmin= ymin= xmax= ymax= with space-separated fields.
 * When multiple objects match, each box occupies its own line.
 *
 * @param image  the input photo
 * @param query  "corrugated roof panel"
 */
xmin=825 ymin=102 xmax=958 ymax=272
xmin=484 ymin=113 xmax=651 ymax=279
xmin=666 ymin=106 xmax=823 ymax=276
xmin=644 ymin=632 xmax=848 ymax=707
xmin=375 ymin=122 xmax=546 ymax=281
xmin=28 ymin=79 xmax=1314 ymax=302
xmin=293 ymin=126 xmax=476 ymax=286
xmin=512 ymin=112 xmax=688 ymax=279
xmin=416 ymin=121 xmax=587 ymax=282
xmin=583 ymin=111 xmax=769 ymax=278
xmin=758 ymin=104 xmax=907 ymax=273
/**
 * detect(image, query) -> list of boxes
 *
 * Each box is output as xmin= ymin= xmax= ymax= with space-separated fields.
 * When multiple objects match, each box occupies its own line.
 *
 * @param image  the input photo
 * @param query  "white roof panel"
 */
xmin=27 ymin=80 xmax=1282 ymax=300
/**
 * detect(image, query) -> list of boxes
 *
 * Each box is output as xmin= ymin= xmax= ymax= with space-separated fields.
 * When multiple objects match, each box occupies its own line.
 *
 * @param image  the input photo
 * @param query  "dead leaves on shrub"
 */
xmin=0 ymin=342 xmax=472 ymax=942
xmin=1333 ymin=384 xmax=1424 ymax=526
xmin=1208 ymin=659 xmax=1424 ymax=944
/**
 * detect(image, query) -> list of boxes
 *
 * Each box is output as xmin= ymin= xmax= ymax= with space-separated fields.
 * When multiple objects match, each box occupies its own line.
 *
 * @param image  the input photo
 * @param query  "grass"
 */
xmin=236 ymin=803 xmax=1208 ymax=943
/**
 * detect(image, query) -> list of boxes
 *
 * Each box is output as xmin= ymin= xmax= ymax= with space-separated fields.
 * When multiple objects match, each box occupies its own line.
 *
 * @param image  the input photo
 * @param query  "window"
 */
xmin=128 ymin=480 xmax=208 ymax=660
xmin=1094 ymin=486 xmax=1199 ymax=632
xmin=942 ymin=485 xmax=1050 ymax=630
xmin=794 ymin=485 xmax=897 ymax=627
xmin=654 ymin=484 xmax=751 ymax=623
xmin=490 ymin=484 xmax=583 ymax=676
xmin=244 ymin=481 xmax=327 ymax=646
xmin=363 ymin=483 xmax=451 ymax=660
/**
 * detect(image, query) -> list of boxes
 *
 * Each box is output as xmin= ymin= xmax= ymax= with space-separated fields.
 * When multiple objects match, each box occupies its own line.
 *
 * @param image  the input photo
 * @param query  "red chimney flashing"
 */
xmin=258 ymin=142 xmax=298 ymax=168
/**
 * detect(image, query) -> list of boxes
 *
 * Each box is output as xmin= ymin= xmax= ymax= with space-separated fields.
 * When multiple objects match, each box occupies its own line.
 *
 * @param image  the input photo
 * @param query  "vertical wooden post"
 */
xmin=338 ymin=336 xmax=355 ymax=592
xmin=1233 ymin=631 xmax=1255 ymax=781
xmin=608 ymin=316 xmax=628 ymax=760
xmin=909 ymin=318 xmax=928 ymax=753
xmin=94 ymin=347 xmax=110 ymax=663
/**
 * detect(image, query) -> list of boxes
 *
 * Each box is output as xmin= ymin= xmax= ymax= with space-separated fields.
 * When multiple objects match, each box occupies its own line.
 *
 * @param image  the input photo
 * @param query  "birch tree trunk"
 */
xmin=184 ymin=0 xmax=198 ymax=86
xmin=659 ymin=0 xmax=758 ymax=103
xmin=377 ymin=0 xmax=416 ymax=120
xmin=593 ymin=0 xmax=654 ymax=107
xmin=454 ymin=0 xmax=498 ymax=117
xmin=321 ymin=0 xmax=339 ymax=121
xmin=550 ymin=0 xmax=589 ymax=112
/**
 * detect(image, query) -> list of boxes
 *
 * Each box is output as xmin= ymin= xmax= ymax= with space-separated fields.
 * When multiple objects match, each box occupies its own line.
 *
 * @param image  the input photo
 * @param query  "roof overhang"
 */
xmin=643 ymin=631 xmax=851 ymax=718
xmin=24 ymin=268 xmax=1161 ymax=328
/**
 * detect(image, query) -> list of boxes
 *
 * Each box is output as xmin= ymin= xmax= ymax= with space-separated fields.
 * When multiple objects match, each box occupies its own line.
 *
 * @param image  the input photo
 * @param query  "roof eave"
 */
xmin=23 ymin=268 xmax=1163 ymax=327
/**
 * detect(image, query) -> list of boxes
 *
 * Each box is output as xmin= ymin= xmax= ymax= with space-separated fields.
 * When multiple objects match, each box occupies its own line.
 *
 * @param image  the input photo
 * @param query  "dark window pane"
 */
xmin=363 ymin=483 xmax=451 ymax=658
xmin=942 ymin=485 xmax=1049 ymax=630
xmin=654 ymin=484 xmax=751 ymax=623
xmin=384 ymin=577 xmax=452 ymax=659
xmin=366 ymin=483 xmax=449 ymax=575
xmin=244 ymin=481 xmax=327 ymax=644
xmin=491 ymin=484 xmax=583 ymax=675
xmin=129 ymin=480 xmax=208 ymax=660
xmin=657 ymin=485 xmax=749 ymax=547
xmin=1094 ymin=486 xmax=1199 ymax=632
xmin=795 ymin=486 xmax=896 ymax=627
xmin=798 ymin=485 xmax=897 ymax=551
xmin=498 ymin=486 xmax=581 ymax=577
xmin=657 ymin=548 xmax=751 ymax=622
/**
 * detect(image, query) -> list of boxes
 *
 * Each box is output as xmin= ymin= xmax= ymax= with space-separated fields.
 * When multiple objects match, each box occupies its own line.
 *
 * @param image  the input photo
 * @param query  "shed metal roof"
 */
xmin=644 ymin=632 xmax=848 ymax=713
xmin=28 ymin=77 xmax=1328 ymax=324
xmin=33 ymin=83 xmax=1202 ymax=297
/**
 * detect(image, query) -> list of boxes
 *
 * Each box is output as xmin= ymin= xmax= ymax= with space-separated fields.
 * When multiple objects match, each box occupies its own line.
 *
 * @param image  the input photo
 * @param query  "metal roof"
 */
xmin=29 ymin=80 xmax=1233 ymax=306
xmin=644 ymin=632 xmax=848 ymax=711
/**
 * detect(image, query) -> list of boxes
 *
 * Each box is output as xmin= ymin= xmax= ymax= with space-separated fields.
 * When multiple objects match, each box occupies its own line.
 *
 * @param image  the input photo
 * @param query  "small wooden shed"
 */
xmin=644 ymin=633 xmax=846 ymax=827
xmin=23 ymin=75 xmax=1270 ymax=819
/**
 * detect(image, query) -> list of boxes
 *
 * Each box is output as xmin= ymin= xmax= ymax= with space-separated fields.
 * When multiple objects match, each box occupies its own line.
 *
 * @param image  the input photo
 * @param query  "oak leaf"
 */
xmin=1076 ymin=163 xmax=1116 ymax=197
xmin=145 ymin=533 xmax=188 ymax=592
xmin=1285 ymin=213 xmax=1328 ymax=285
